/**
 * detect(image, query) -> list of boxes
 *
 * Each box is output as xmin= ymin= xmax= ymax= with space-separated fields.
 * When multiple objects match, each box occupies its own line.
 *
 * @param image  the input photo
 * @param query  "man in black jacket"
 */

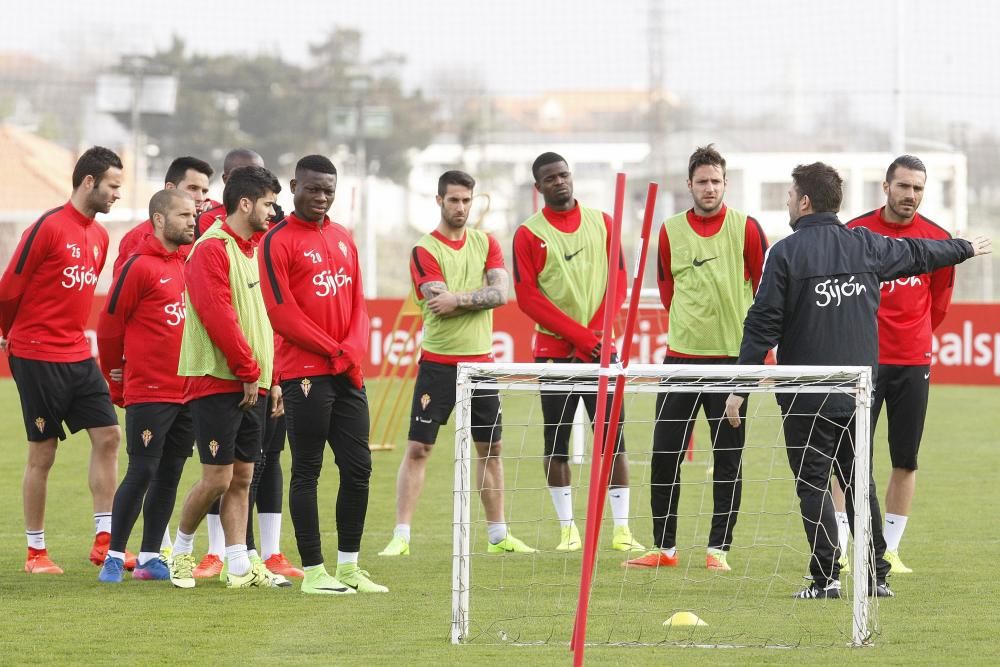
xmin=725 ymin=162 xmax=990 ymax=599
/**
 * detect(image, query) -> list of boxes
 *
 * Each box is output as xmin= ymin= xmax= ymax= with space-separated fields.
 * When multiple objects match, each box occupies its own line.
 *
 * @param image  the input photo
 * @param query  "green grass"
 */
xmin=0 ymin=379 xmax=997 ymax=665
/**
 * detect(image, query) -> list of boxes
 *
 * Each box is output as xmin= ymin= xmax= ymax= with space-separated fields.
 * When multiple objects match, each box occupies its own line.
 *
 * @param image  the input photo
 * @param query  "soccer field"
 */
xmin=0 ymin=379 xmax=997 ymax=666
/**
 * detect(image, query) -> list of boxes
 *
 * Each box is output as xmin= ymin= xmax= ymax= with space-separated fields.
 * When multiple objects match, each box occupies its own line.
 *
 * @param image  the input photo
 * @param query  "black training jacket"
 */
xmin=738 ymin=212 xmax=973 ymax=416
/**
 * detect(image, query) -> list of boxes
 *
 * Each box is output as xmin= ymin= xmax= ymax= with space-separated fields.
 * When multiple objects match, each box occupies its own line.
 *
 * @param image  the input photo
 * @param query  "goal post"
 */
xmin=451 ymin=361 xmax=876 ymax=650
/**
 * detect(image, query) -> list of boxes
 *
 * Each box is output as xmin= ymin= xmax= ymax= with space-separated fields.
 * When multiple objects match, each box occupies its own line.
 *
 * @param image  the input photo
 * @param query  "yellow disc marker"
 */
xmin=663 ymin=611 xmax=708 ymax=627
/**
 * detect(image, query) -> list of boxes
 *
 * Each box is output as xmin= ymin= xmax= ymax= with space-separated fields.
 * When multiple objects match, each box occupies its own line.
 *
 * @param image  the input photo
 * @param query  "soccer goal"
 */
xmin=451 ymin=361 xmax=878 ymax=651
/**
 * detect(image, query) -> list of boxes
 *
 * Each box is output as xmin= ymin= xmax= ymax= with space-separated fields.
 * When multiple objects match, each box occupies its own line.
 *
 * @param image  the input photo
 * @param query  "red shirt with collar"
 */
xmin=409 ymin=229 xmax=506 ymax=365
xmin=184 ymin=222 xmax=267 ymax=400
xmin=259 ymin=213 xmax=368 ymax=387
xmin=512 ymin=203 xmax=627 ymax=359
xmin=196 ymin=200 xmax=225 ymax=239
xmin=98 ymin=235 xmax=188 ymax=406
xmin=655 ymin=204 xmax=769 ymax=359
xmin=847 ymin=208 xmax=954 ymax=365
xmin=0 ymin=201 xmax=109 ymax=362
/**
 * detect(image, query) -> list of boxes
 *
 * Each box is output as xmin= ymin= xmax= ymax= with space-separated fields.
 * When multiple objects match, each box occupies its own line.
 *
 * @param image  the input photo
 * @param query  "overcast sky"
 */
xmin=7 ymin=1 xmax=1000 ymax=137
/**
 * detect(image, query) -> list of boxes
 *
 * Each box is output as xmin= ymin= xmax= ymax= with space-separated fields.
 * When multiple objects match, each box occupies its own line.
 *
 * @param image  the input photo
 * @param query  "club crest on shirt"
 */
xmin=34 ymin=417 xmax=45 ymax=433
xmin=141 ymin=429 xmax=153 ymax=448
xmin=93 ymin=245 xmax=100 ymax=261
xmin=301 ymin=378 xmax=312 ymax=398
xmin=420 ymin=393 xmax=431 ymax=410
xmin=338 ymin=240 xmax=348 ymax=257
xmin=208 ymin=440 xmax=220 ymax=458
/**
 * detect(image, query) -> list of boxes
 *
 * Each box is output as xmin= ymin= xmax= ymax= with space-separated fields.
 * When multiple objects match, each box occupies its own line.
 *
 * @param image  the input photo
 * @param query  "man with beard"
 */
xmin=846 ymin=155 xmax=956 ymax=574
xmin=96 ymin=190 xmax=196 ymax=582
xmin=0 ymin=146 xmax=123 ymax=574
xmin=380 ymin=170 xmax=533 ymax=557
xmin=169 ymin=166 xmax=287 ymax=589
xmin=512 ymin=152 xmax=642 ymax=553
xmin=626 ymin=145 xmax=767 ymax=572
xmin=259 ymin=154 xmax=385 ymax=594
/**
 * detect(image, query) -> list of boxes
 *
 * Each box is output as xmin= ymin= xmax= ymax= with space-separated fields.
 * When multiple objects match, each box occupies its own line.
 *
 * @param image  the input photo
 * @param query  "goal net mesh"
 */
xmin=451 ymin=362 xmax=878 ymax=649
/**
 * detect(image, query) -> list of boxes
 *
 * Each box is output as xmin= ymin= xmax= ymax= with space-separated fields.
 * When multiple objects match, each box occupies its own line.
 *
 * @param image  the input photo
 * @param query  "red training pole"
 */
xmin=571 ymin=173 xmax=625 ymax=665
xmin=589 ymin=181 xmax=659 ymax=531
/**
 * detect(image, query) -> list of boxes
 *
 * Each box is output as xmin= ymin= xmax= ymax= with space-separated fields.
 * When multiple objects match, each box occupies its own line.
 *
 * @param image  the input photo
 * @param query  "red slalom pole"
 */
xmin=589 ymin=181 xmax=659 ymax=534
xmin=571 ymin=173 xmax=625 ymax=664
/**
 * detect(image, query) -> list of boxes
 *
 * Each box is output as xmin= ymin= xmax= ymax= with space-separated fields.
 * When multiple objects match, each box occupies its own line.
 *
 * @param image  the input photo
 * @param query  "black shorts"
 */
xmin=536 ymin=357 xmax=625 ymax=458
xmin=10 ymin=355 xmax=118 ymax=442
xmin=872 ymin=364 xmax=930 ymax=470
xmin=407 ymin=361 xmax=501 ymax=445
xmin=263 ymin=394 xmax=286 ymax=454
xmin=189 ymin=392 xmax=268 ymax=465
xmin=125 ymin=402 xmax=195 ymax=459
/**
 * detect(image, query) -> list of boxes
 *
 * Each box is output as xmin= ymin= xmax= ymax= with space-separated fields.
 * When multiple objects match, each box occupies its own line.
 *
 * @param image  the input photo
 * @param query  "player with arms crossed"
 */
xmin=169 ymin=166 xmax=287 ymax=589
xmin=0 ymin=146 xmax=123 ymax=574
xmin=380 ymin=170 xmax=534 ymax=557
xmin=260 ymin=155 xmax=385 ymax=594
xmin=512 ymin=152 xmax=642 ymax=553
xmin=96 ymin=189 xmax=196 ymax=582
xmin=726 ymin=162 xmax=990 ymax=599
xmin=626 ymin=145 xmax=767 ymax=571
xmin=846 ymin=155 xmax=953 ymax=574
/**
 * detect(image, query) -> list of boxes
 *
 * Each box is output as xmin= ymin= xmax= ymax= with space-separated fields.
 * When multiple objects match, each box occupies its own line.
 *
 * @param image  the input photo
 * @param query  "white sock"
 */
xmin=608 ymin=487 xmax=630 ymax=527
xmin=26 ymin=530 xmax=45 ymax=550
xmin=394 ymin=524 xmax=411 ymax=541
xmin=303 ymin=563 xmax=324 ymax=572
xmin=107 ymin=549 xmax=126 ymax=562
xmin=94 ymin=512 xmax=112 ymax=534
xmin=138 ymin=551 xmax=159 ymax=566
xmin=206 ymin=513 xmax=225 ymax=557
xmin=661 ymin=547 xmax=677 ymax=557
xmin=836 ymin=511 xmax=850 ymax=554
xmin=883 ymin=513 xmax=908 ymax=552
xmin=549 ymin=486 xmax=574 ymax=528
xmin=337 ymin=551 xmax=359 ymax=565
xmin=248 ymin=549 xmax=259 ymax=562
xmin=173 ymin=529 xmax=194 ymax=556
xmin=487 ymin=522 xmax=508 ymax=544
xmin=227 ymin=544 xmax=251 ymax=576
xmin=259 ymin=513 xmax=282 ymax=560
xmin=161 ymin=526 xmax=172 ymax=550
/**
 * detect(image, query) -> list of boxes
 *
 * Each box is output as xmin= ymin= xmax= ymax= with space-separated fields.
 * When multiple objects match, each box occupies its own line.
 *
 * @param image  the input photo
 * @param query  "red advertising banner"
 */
xmin=1 ymin=298 xmax=998 ymax=386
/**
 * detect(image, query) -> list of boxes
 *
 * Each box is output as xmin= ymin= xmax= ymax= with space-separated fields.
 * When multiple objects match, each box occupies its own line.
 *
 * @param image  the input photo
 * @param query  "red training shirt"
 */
xmin=259 ymin=213 xmax=368 ymax=388
xmin=656 ymin=205 xmax=769 ymax=359
xmin=512 ymin=203 xmax=627 ymax=359
xmin=0 ymin=201 xmax=109 ymax=362
xmin=97 ymin=234 xmax=188 ymax=406
xmin=409 ymin=229 xmax=506 ymax=365
xmin=196 ymin=200 xmax=225 ymax=240
xmin=846 ymin=208 xmax=954 ymax=365
xmin=184 ymin=222 xmax=267 ymax=400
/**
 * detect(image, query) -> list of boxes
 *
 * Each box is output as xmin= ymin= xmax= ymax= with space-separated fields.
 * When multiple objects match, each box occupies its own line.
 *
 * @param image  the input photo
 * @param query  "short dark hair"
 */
xmin=688 ymin=144 xmax=726 ymax=180
xmin=72 ymin=146 xmax=123 ymax=189
xmin=223 ymin=166 xmax=282 ymax=216
xmin=886 ymin=154 xmax=927 ymax=183
xmin=164 ymin=156 xmax=213 ymax=186
xmin=791 ymin=162 xmax=843 ymax=214
xmin=148 ymin=189 xmax=188 ymax=222
xmin=437 ymin=170 xmax=475 ymax=197
xmin=295 ymin=154 xmax=337 ymax=177
xmin=531 ymin=152 xmax=567 ymax=182
xmin=223 ymin=148 xmax=263 ymax=178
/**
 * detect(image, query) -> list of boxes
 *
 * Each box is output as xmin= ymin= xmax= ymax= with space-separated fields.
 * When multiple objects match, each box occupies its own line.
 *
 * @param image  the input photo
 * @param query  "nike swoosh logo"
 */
xmin=415 ymin=417 xmax=433 ymax=423
xmin=924 ymin=373 xmax=930 ymax=380
xmin=159 ymin=277 xmax=172 ymax=284
xmin=564 ymin=248 xmax=584 ymax=261
xmin=692 ymin=256 xmax=718 ymax=267
xmin=247 ymin=281 xmax=260 ymax=289
xmin=316 ymin=585 xmax=349 ymax=592
xmin=886 ymin=520 xmax=895 ymax=524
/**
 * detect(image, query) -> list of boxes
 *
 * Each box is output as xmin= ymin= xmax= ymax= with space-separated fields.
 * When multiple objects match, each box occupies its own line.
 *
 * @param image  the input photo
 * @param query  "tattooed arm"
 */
xmin=424 ymin=268 xmax=509 ymax=316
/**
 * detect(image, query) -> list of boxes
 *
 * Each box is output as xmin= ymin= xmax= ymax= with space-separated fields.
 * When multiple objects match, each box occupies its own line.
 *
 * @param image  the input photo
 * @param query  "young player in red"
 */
xmin=96 ymin=189 xmax=197 ymax=582
xmin=512 ymin=152 xmax=641 ymax=553
xmin=0 ymin=146 xmax=123 ymax=574
xmin=846 ymin=155 xmax=956 ymax=574
xmin=259 ymin=155 xmax=384 ymax=594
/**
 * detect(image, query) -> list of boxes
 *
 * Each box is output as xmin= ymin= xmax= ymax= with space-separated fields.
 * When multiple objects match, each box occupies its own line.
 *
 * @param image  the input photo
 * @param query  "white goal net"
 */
xmin=451 ymin=362 xmax=878 ymax=650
